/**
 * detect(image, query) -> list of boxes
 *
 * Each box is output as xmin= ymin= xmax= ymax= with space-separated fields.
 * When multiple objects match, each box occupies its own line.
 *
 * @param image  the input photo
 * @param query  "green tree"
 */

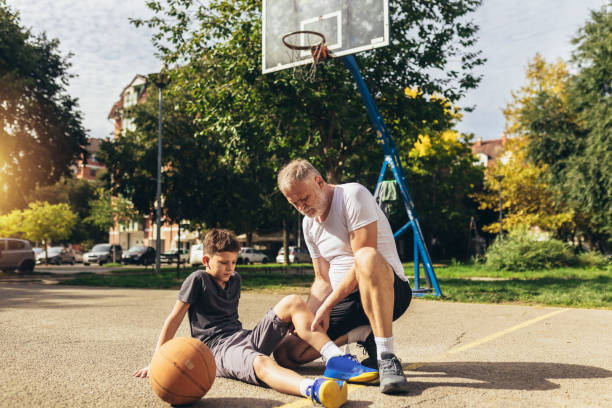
xmin=0 ymin=209 xmax=25 ymax=238
xmin=122 ymin=0 xmax=485 ymax=257
xmin=26 ymin=177 xmax=108 ymax=243
xmin=473 ymin=137 xmax=575 ymax=238
xmin=509 ymin=5 xmax=612 ymax=249
xmin=0 ymin=1 xmax=87 ymax=213
xmin=86 ymin=189 xmax=140 ymax=251
xmin=21 ymin=202 xmax=77 ymax=259
xmin=133 ymin=0 xmax=484 ymax=183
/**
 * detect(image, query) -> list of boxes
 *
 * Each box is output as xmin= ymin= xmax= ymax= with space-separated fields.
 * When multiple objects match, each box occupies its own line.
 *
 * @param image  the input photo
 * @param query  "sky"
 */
xmin=6 ymin=0 xmax=610 ymax=141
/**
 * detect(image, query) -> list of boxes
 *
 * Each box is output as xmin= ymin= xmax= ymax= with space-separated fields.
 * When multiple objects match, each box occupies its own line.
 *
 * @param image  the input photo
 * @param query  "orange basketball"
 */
xmin=149 ymin=337 xmax=216 ymax=405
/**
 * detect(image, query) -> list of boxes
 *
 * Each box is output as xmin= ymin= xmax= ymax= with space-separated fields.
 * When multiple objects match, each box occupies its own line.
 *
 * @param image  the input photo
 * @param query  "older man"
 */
xmin=274 ymin=159 xmax=412 ymax=394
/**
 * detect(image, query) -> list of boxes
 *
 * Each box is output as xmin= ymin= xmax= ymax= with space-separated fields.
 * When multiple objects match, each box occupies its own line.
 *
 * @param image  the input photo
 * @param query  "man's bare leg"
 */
xmin=353 ymin=246 xmax=409 ymax=394
xmin=353 ymin=247 xmax=395 ymax=338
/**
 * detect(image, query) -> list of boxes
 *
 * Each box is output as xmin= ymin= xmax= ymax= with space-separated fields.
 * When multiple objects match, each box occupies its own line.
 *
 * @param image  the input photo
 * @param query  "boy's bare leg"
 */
xmin=272 ymin=294 xmax=335 ymax=352
xmin=273 ymin=332 xmax=348 ymax=369
xmin=253 ymin=355 xmax=304 ymax=396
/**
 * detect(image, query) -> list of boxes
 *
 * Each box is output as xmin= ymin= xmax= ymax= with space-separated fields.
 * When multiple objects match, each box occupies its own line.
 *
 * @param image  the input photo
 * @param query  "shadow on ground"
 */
xmin=297 ymin=361 xmax=612 ymax=396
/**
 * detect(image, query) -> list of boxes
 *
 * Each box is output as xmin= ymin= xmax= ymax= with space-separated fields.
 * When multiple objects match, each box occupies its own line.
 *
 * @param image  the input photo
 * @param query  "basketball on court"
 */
xmin=149 ymin=337 xmax=216 ymax=405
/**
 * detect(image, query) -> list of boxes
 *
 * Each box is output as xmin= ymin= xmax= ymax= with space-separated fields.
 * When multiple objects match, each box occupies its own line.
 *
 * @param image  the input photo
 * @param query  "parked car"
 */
xmin=276 ymin=246 xmax=311 ymax=263
xmin=189 ymin=244 xmax=204 ymax=266
xmin=160 ymin=248 xmax=189 ymax=264
xmin=121 ymin=245 xmax=156 ymax=265
xmin=83 ymin=244 xmax=122 ymax=265
xmin=0 ymin=238 xmax=35 ymax=273
xmin=237 ymin=247 xmax=269 ymax=264
xmin=36 ymin=246 xmax=75 ymax=265
xmin=72 ymin=250 xmax=84 ymax=263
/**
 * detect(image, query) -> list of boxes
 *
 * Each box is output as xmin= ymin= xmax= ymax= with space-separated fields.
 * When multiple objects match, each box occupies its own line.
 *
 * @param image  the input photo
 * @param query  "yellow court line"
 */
xmin=447 ymin=308 xmax=569 ymax=355
xmin=276 ymin=307 xmax=569 ymax=407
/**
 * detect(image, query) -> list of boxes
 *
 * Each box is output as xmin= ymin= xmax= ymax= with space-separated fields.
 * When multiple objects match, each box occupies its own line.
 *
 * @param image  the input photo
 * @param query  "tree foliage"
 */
xmin=473 ymin=137 xmax=575 ymax=237
xmin=0 ymin=201 xmax=77 ymax=246
xmin=0 ymin=1 xmax=87 ymax=213
xmin=503 ymin=5 xmax=612 ymax=248
xmin=106 ymin=0 xmax=486 ymax=256
xmin=86 ymin=188 xmax=139 ymax=233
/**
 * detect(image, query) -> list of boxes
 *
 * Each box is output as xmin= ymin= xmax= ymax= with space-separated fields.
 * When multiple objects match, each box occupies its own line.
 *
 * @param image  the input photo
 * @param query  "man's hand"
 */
xmin=133 ymin=365 xmax=150 ymax=378
xmin=311 ymin=305 xmax=331 ymax=332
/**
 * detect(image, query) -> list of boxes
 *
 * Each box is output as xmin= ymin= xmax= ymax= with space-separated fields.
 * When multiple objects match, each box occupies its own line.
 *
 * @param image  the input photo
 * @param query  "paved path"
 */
xmin=0 ymin=282 xmax=611 ymax=407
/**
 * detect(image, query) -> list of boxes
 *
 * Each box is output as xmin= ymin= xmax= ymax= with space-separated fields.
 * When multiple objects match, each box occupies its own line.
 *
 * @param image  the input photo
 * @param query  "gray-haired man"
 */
xmin=274 ymin=159 xmax=412 ymax=394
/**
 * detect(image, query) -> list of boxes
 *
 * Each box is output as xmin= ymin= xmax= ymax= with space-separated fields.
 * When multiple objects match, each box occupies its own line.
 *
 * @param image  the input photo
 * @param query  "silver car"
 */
xmin=275 ymin=246 xmax=311 ymax=264
xmin=83 ymin=244 xmax=122 ymax=265
xmin=0 ymin=238 xmax=35 ymax=273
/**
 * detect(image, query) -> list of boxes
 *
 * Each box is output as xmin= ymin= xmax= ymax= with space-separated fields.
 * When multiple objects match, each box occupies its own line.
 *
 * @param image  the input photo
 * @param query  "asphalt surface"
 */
xmin=0 ymin=281 xmax=611 ymax=407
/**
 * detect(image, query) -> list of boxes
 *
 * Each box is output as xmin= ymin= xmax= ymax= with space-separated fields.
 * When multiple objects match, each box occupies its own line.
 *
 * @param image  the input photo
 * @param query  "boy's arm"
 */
xmin=133 ymin=300 xmax=191 ymax=378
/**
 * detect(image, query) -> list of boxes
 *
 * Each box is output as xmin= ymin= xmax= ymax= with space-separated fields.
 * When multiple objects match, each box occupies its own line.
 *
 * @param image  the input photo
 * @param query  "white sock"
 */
xmin=374 ymin=336 xmax=394 ymax=360
xmin=320 ymin=341 xmax=344 ymax=361
xmin=346 ymin=325 xmax=372 ymax=344
xmin=299 ymin=378 xmax=315 ymax=397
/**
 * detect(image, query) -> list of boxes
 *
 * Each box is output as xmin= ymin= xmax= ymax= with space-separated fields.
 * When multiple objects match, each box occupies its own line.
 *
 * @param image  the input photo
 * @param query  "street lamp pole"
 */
xmin=494 ymin=174 xmax=504 ymax=238
xmin=151 ymin=64 xmax=170 ymax=275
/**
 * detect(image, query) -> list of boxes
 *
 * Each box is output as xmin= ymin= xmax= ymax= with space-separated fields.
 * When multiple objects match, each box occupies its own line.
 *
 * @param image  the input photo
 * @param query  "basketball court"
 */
xmin=0 ymin=283 xmax=610 ymax=407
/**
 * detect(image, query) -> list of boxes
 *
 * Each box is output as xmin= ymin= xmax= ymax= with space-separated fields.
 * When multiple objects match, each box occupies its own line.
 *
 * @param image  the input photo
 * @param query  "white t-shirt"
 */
xmin=302 ymin=183 xmax=407 ymax=290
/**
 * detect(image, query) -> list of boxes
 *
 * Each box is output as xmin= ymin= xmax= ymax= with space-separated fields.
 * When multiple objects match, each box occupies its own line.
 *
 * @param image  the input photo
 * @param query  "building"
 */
xmin=471 ymin=134 xmax=507 ymax=168
xmin=73 ymin=138 xmax=105 ymax=181
xmin=107 ymin=74 xmax=199 ymax=252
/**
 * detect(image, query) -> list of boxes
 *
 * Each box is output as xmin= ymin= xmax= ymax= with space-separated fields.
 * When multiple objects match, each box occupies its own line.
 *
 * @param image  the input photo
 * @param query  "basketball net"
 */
xmin=282 ymin=31 xmax=333 ymax=82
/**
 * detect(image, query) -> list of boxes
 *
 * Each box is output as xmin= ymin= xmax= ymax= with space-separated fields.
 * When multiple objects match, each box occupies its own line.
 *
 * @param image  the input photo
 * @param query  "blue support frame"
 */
xmin=341 ymin=55 xmax=442 ymax=297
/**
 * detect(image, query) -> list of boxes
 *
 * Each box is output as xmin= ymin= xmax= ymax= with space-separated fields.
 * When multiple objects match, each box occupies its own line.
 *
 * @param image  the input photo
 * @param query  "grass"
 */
xmin=57 ymin=262 xmax=612 ymax=309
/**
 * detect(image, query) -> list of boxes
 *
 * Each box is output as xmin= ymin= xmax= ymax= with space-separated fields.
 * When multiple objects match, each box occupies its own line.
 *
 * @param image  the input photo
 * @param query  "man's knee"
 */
xmin=354 ymin=247 xmax=391 ymax=281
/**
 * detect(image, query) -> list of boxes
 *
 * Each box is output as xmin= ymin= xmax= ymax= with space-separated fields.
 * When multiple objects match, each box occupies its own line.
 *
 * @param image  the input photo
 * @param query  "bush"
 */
xmin=576 ymin=250 xmax=610 ymax=269
xmin=485 ymin=229 xmax=575 ymax=271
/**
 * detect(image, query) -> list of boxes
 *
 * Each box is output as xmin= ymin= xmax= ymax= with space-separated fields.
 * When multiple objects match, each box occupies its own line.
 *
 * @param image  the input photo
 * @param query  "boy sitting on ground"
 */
xmin=134 ymin=228 xmax=377 ymax=408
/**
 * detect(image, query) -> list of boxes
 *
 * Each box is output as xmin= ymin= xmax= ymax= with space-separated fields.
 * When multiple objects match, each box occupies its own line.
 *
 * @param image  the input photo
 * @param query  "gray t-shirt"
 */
xmin=178 ymin=270 xmax=242 ymax=348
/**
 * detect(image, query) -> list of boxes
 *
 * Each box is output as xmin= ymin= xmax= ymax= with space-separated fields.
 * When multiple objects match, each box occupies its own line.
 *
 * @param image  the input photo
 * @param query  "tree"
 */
xmin=86 ymin=189 xmax=139 ymax=259
xmin=137 ymin=0 xmax=484 ymax=182
xmin=0 ymin=1 xmax=87 ymax=213
xmin=473 ymin=137 xmax=575 ymax=238
xmin=505 ymin=5 xmax=612 ymax=249
xmin=0 ymin=209 xmax=24 ymax=238
xmin=20 ymin=202 xmax=76 ymax=260
xmin=121 ymin=0 xmax=485 ymax=256
xmin=25 ymin=177 xmax=108 ymax=244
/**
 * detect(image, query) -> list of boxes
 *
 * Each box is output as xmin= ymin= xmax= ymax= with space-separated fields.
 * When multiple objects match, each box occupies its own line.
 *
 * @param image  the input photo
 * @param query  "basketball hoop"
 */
xmin=282 ymin=30 xmax=333 ymax=81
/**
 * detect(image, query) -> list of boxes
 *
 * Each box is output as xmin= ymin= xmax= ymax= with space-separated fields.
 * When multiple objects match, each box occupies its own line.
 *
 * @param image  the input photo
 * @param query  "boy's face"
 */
xmin=203 ymin=251 xmax=238 ymax=287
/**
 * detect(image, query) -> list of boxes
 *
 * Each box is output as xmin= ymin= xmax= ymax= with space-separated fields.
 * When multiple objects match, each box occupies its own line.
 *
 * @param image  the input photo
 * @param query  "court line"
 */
xmin=276 ymin=307 xmax=569 ymax=407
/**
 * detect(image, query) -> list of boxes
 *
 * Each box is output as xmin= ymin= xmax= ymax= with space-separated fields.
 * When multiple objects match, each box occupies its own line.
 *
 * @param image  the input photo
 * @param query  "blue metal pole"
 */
xmin=341 ymin=55 xmax=442 ymax=297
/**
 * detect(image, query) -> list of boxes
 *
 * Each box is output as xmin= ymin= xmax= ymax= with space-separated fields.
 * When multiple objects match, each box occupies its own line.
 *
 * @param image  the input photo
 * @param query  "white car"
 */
xmin=237 ymin=247 xmax=269 ymax=264
xmin=190 ymin=244 xmax=204 ymax=266
xmin=276 ymin=246 xmax=311 ymax=264
xmin=0 ymin=238 xmax=35 ymax=273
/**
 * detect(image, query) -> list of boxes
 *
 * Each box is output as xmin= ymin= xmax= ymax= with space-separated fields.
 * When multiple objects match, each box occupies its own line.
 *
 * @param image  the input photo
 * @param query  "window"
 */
xmin=7 ymin=240 xmax=25 ymax=250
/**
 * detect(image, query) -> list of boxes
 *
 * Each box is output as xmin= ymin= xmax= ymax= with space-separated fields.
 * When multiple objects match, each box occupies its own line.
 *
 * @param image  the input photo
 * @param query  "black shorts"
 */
xmin=326 ymin=273 xmax=412 ymax=340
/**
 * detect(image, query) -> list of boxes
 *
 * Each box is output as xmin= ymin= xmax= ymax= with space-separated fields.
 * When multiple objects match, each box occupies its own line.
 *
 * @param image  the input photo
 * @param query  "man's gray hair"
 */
xmin=277 ymin=159 xmax=322 ymax=193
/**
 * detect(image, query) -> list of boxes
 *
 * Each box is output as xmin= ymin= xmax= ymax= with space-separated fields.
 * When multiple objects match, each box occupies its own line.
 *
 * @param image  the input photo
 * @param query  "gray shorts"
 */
xmin=210 ymin=309 xmax=291 ymax=385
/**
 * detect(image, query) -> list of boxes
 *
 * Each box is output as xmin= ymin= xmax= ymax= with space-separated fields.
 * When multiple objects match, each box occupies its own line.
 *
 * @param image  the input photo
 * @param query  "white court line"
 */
xmin=275 ymin=308 xmax=570 ymax=407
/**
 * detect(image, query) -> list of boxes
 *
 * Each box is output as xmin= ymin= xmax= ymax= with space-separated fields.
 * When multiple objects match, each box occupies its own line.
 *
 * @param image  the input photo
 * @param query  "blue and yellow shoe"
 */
xmin=306 ymin=378 xmax=348 ymax=408
xmin=324 ymin=354 xmax=379 ymax=383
